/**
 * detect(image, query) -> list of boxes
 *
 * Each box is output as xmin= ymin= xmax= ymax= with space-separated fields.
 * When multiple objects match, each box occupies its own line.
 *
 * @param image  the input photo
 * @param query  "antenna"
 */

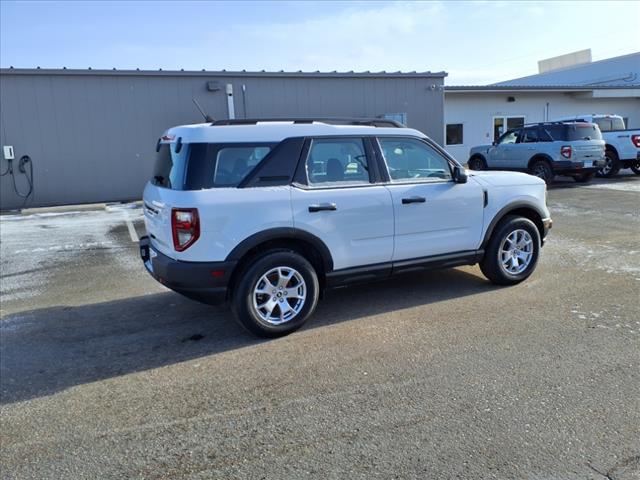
xmin=192 ymin=98 xmax=214 ymax=123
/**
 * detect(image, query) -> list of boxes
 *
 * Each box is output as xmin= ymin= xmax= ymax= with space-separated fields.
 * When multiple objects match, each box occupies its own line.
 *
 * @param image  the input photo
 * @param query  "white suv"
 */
xmin=140 ymin=118 xmax=552 ymax=337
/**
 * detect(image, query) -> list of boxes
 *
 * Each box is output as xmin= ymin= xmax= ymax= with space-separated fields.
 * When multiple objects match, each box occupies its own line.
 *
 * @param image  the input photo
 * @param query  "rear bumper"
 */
xmin=552 ymin=159 xmax=604 ymax=175
xmin=139 ymin=236 xmax=235 ymax=305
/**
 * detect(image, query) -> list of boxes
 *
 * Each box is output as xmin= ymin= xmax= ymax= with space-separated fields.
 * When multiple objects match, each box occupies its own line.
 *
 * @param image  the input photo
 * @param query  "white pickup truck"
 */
xmin=555 ymin=114 xmax=640 ymax=177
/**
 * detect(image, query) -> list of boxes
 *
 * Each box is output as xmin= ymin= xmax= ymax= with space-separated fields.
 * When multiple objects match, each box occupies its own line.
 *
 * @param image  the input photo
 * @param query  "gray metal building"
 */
xmin=0 ymin=68 xmax=446 ymax=210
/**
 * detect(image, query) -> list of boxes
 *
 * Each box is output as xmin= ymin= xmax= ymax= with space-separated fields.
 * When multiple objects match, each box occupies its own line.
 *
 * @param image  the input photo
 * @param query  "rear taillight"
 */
xmin=561 ymin=145 xmax=572 ymax=159
xmin=632 ymin=135 xmax=640 ymax=148
xmin=171 ymin=208 xmax=200 ymax=252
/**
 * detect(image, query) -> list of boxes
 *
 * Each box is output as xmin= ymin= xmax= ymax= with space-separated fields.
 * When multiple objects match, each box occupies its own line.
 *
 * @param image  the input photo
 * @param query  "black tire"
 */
xmin=468 ymin=156 xmax=487 ymax=171
xmin=480 ymin=215 xmax=541 ymax=286
xmin=631 ymin=161 xmax=640 ymax=175
xmin=231 ymin=250 xmax=319 ymax=338
xmin=573 ymin=172 xmax=595 ymax=183
xmin=597 ymin=150 xmax=620 ymax=178
xmin=529 ymin=159 xmax=554 ymax=185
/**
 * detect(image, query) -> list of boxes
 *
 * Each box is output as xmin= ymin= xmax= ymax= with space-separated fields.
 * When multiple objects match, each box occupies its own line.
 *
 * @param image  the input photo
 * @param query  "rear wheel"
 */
xmin=597 ymin=150 xmax=620 ymax=178
xmin=573 ymin=172 xmax=595 ymax=183
xmin=231 ymin=250 xmax=319 ymax=338
xmin=631 ymin=161 xmax=640 ymax=175
xmin=468 ymin=156 xmax=487 ymax=171
xmin=480 ymin=216 xmax=541 ymax=286
xmin=530 ymin=160 xmax=554 ymax=185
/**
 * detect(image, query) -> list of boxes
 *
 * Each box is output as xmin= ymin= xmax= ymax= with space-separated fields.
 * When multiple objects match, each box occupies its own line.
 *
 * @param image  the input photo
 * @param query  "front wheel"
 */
xmin=480 ymin=216 xmax=541 ymax=286
xmin=231 ymin=250 xmax=319 ymax=338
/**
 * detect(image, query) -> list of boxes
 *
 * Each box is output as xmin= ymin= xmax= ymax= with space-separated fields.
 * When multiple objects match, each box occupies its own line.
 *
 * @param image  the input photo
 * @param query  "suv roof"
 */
xmin=520 ymin=121 xmax=598 ymax=128
xmin=211 ymin=117 xmax=405 ymax=128
xmin=162 ymin=119 xmax=426 ymax=144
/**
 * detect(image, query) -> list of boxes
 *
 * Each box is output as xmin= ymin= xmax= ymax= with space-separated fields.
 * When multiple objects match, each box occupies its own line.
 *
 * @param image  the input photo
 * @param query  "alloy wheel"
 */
xmin=499 ymin=229 xmax=534 ymax=275
xmin=252 ymin=266 xmax=307 ymax=325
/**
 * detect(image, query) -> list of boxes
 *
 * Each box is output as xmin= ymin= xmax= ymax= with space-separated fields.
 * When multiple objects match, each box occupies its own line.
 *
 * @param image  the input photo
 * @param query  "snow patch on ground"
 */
xmin=548 ymin=236 xmax=640 ymax=281
xmin=1 ymin=207 xmax=144 ymax=306
xmin=581 ymin=181 xmax=640 ymax=193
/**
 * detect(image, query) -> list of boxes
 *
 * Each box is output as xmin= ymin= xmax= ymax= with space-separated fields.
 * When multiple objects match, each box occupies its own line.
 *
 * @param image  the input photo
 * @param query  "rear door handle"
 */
xmin=308 ymin=203 xmax=337 ymax=212
xmin=402 ymin=196 xmax=426 ymax=205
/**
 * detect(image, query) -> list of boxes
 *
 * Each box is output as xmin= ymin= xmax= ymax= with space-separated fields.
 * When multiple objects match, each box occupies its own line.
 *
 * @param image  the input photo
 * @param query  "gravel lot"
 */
xmin=1 ymin=174 xmax=639 ymax=479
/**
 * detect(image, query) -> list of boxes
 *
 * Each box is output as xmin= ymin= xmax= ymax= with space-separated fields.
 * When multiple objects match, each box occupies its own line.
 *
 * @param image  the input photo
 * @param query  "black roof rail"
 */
xmin=521 ymin=120 xmax=589 ymax=128
xmin=210 ymin=117 xmax=405 ymax=128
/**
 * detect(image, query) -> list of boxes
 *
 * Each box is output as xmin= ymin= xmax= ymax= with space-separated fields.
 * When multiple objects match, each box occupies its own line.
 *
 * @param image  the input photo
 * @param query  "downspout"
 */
xmin=226 ymin=83 xmax=235 ymax=119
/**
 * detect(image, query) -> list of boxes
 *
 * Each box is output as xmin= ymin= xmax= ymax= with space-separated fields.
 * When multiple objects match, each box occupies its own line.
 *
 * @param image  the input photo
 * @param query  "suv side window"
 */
xmin=497 ymin=129 xmax=520 ymax=145
xmin=305 ymin=138 xmax=370 ymax=186
xmin=521 ymin=128 xmax=539 ymax=143
xmin=539 ymin=125 xmax=564 ymax=142
xmin=378 ymin=137 xmax=452 ymax=182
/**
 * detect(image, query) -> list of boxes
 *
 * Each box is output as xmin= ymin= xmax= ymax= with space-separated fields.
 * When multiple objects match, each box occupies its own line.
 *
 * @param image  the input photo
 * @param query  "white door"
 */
xmin=291 ymin=137 xmax=394 ymax=270
xmin=376 ymin=137 xmax=485 ymax=260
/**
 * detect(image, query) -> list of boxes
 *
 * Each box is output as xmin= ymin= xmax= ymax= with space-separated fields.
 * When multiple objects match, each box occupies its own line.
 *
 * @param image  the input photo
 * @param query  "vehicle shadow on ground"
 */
xmin=1 ymin=268 xmax=493 ymax=405
xmin=550 ymin=172 xmax=638 ymax=189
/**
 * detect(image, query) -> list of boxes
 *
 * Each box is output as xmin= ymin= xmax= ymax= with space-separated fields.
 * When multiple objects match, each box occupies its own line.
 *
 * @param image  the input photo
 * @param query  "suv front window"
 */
xmin=498 ymin=130 xmax=519 ymax=145
xmin=305 ymin=138 xmax=370 ymax=186
xmin=378 ymin=137 xmax=452 ymax=182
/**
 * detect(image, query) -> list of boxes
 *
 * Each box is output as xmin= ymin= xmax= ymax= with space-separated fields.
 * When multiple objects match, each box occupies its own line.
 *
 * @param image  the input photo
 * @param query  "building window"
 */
xmin=446 ymin=123 xmax=464 ymax=145
xmin=493 ymin=116 xmax=525 ymax=142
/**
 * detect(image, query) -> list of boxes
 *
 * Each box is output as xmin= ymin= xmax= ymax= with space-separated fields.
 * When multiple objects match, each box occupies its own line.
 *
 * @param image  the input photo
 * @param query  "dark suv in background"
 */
xmin=468 ymin=122 xmax=606 ymax=184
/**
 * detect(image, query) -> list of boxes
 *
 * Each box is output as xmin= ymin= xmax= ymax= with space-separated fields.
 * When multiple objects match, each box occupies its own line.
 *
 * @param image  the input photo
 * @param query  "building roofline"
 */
xmin=491 ymin=51 xmax=640 ymax=86
xmin=0 ymin=67 xmax=447 ymax=79
xmin=445 ymin=85 xmax=639 ymax=92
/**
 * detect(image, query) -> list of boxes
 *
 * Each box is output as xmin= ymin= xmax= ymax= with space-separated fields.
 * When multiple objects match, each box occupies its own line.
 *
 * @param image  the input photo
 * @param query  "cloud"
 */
xmin=202 ymin=1 xmax=446 ymax=72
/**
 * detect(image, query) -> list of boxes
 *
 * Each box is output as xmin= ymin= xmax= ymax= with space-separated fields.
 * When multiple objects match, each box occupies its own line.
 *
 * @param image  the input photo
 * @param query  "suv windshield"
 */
xmin=152 ymin=143 xmax=274 ymax=190
xmin=540 ymin=124 xmax=602 ymax=142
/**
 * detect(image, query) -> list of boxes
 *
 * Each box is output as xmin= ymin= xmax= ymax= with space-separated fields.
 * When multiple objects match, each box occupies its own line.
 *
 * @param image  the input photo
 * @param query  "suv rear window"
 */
xmin=539 ymin=124 xmax=602 ymax=142
xmin=152 ymin=143 xmax=275 ymax=190
xmin=593 ymin=117 xmax=625 ymax=132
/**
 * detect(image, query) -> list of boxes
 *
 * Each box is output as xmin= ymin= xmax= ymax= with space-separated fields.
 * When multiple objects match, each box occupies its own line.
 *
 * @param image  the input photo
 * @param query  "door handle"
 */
xmin=402 ymin=196 xmax=426 ymax=205
xmin=308 ymin=203 xmax=337 ymax=212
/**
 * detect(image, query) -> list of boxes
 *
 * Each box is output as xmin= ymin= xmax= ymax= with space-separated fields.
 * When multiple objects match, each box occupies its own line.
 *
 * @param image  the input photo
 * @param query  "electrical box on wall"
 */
xmin=3 ymin=146 xmax=15 ymax=160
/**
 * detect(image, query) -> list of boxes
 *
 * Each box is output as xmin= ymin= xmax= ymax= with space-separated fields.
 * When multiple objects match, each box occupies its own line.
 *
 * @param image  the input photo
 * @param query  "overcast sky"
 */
xmin=1 ymin=1 xmax=638 ymax=85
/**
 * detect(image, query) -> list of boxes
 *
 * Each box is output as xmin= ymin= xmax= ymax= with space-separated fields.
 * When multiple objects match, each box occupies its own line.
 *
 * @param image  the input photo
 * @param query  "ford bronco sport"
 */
xmin=140 ymin=118 xmax=552 ymax=337
xmin=468 ymin=122 xmax=605 ymax=184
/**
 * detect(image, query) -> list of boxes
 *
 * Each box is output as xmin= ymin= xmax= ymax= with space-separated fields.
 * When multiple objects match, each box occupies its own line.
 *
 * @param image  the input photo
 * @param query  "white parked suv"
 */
xmin=140 ymin=118 xmax=552 ymax=337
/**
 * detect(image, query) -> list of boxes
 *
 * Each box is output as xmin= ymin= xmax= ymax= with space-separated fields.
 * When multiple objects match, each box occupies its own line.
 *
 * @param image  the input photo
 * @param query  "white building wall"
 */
xmin=444 ymin=91 xmax=640 ymax=162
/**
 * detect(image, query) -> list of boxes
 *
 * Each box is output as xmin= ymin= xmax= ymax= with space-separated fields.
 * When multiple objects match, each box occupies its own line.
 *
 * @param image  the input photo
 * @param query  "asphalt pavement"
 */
xmin=1 ymin=174 xmax=639 ymax=479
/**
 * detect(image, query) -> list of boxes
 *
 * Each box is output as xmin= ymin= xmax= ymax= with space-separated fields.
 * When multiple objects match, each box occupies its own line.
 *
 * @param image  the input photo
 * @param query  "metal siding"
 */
xmin=0 ymin=71 xmax=444 ymax=209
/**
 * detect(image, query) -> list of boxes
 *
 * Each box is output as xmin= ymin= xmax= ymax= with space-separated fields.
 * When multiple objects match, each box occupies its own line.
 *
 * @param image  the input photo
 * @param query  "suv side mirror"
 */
xmin=453 ymin=165 xmax=468 ymax=184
